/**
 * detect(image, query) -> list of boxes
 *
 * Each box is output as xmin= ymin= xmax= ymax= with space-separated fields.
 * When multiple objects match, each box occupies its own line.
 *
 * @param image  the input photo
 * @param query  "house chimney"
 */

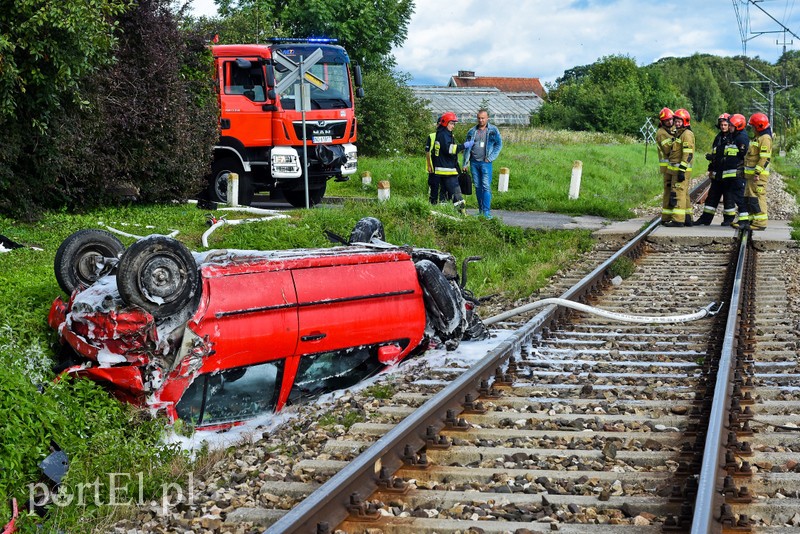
xmin=457 ymin=70 xmax=475 ymax=78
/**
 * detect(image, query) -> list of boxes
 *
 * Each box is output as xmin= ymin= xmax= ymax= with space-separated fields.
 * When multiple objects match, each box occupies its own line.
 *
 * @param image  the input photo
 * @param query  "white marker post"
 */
xmin=569 ymin=160 xmax=582 ymax=200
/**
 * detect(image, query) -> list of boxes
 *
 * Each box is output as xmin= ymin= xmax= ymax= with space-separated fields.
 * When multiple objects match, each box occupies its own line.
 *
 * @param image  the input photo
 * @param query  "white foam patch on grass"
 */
xmin=165 ymin=329 xmax=515 ymax=453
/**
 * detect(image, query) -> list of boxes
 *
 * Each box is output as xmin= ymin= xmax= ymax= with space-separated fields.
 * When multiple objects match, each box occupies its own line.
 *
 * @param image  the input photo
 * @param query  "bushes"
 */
xmin=356 ymin=69 xmax=432 ymax=156
xmin=0 ymin=0 xmax=217 ymax=219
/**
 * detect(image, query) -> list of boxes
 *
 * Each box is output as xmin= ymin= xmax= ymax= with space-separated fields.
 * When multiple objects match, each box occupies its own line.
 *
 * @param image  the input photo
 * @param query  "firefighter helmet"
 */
xmin=438 ymin=111 xmax=458 ymax=127
xmin=674 ymin=108 xmax=691 ymax=126
xmin=729 ymin=114 xmax=746 ymax=131
xmin=659 ymin=107 xmax=674 ymax=122
xmin=718 ymin=113 xmax=730 ymax=121
xmin=748 ymin=112 xmax=769 ymax=132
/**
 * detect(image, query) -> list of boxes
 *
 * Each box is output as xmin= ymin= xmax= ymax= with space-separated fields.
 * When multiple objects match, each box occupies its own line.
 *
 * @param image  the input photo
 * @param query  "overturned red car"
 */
xmin=48 ymin=218 xmax=484 ymax=428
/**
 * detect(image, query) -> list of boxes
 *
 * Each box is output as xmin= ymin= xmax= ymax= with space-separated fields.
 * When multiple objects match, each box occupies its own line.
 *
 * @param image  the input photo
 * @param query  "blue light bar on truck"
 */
xmin=266 ymin=37 xmax=338 ymax=44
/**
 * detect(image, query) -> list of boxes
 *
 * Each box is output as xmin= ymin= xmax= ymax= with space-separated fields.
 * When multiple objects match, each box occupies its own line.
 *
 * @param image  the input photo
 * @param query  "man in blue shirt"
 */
xmin=463 ymin=109 xmax=503 ymax=218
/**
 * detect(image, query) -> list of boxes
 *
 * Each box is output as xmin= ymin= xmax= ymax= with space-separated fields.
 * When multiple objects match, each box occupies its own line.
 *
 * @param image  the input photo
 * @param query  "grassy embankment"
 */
xmin=772 ymin=155 xmax=800 ymax=239
xmin=1 ymin=127 xmax=667 ymax=531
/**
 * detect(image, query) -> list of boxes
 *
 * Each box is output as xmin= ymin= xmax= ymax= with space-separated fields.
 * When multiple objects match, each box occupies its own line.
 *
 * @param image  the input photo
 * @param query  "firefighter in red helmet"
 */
xmin=733 ymin=113 xmax=772 ymax=230
xmin=656 ymin=107 xmax=676 ymax=223
xmin=695 ymin=113 xmax=742 ymax=226
xmin=663 ymin=108 xmax=695 ymax=227
xmin=425 ymin=111 xmax=473 ymax=213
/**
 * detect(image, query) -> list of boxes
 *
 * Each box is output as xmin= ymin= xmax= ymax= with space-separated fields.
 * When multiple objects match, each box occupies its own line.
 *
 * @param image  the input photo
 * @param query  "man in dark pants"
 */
xmin=426 ymin=111 xmax=473 ymax=213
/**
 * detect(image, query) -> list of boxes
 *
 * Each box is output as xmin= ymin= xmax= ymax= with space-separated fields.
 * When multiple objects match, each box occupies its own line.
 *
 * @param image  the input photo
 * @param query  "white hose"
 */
xmin=201 ymin=214 xmax=289 ymax=247
xmin=484 ymin=298 xmax=722 ymax=326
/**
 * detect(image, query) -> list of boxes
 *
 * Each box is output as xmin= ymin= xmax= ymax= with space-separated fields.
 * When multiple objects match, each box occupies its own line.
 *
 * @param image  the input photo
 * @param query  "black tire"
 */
xmin=116 ymin=236 xmax=199 ymax=318
xmin=54 ymin=229 xmax=125 ymax=294
xmin=207 ymin=157 xmax=255 ymax=206
xmin=415 ymin=259 xmax=464 ymax=339
xmin=283 ymin=182 xmax=327 ymax=208
xmin=349 ymin=217 xmax=385 ymax=244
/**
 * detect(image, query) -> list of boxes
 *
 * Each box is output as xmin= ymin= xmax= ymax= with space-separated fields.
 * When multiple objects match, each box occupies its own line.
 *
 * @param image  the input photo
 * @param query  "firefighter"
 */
xmin=664 ymin=108 xmax=694 ymax=227
xmin=733 ymin=113 xmax=772 ymax=231
xmin=426 ymin=111 xmax=473 ymax=213
xmin=695 ymin=113 xmax=734 ymax=225
xmin=721 ymin=114 xmax=749 ymax=226
xmin=656 ymin=108 xmax=676 ymax=223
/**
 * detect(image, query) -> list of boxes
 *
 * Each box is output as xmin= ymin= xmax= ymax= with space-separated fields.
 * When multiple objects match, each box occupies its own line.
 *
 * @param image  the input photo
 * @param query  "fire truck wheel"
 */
xmin=208 ymin=157 xmax=254 ymax=206
xmin=415 ymin=259 xmax=463 ymax=339
xmin=349 ymin=217 xmax=385 ymax=244
xmin=54 ymin=229 xmax=125 ymax=294
xmin=283 ymin=183 xmax=327 ymax=208
xmin=117 ymin=236 xmax=199 ymax=319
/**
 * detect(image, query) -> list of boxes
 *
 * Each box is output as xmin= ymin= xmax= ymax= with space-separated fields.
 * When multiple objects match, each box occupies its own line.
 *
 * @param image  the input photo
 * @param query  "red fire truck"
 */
xmin=207 ymin=39 xmax=362 ymax=207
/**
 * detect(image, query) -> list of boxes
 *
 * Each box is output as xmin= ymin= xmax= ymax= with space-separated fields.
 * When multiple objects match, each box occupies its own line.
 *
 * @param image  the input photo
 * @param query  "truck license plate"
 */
xmin=312 ymin=135 xmax=332 ymax=143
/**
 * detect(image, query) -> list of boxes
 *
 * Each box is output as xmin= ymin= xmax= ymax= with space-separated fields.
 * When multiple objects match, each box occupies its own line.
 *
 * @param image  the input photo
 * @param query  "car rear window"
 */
xmin=176 ymin=361 xmax=283 ymax=426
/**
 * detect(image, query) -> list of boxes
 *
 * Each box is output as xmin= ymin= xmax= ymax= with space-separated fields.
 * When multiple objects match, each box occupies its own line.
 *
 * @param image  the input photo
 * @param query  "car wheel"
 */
xmin=349 ymin=217 xmax=385 ymax=244
xmin=283 ymin=182 xmax=327 ymax=208
xmin=415 ymin=259 xmax=464 ymax=340
xmin=54 ymin=229 xmax=125 ymax=294
xmin=207 ymin=157 xmax=254 ymax=206
xmin=116 ymin=236 xmax=199 ymax=318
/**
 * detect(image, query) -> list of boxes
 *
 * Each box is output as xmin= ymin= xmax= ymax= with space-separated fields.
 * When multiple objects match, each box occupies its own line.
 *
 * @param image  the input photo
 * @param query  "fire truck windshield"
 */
xmin=273 ymin=46 xmax=353 ymax=110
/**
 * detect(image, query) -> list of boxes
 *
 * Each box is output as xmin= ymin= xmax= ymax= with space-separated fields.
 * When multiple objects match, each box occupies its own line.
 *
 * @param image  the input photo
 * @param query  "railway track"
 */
xmin=251 ymin=215 xmax=800 ymax=534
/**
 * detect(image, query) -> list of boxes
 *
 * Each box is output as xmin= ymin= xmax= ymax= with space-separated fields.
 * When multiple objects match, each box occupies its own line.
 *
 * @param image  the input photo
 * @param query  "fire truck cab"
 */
xmin=209 ymin=40 xmax=361 ymax=207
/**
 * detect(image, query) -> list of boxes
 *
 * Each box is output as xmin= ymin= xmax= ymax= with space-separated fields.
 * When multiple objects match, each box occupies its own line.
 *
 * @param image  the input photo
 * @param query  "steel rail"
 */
xmin=691 ymin=230 xmax=750 ymax=533
xmin=266 ymin=179 xmax=713 ymax=534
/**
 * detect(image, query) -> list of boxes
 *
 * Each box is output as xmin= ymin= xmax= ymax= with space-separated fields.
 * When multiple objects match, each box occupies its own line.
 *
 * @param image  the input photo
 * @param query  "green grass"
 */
xmin=330 ymin=127 xmax=665 ymax=220
xmin=771 ymin=155 xmax=800 ymax=239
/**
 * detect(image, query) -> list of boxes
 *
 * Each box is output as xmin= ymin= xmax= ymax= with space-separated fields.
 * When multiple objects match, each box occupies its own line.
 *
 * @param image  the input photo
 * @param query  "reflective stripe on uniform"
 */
xmin=703 ymin=206 xmax=716 ymax=214
xmin=752 ymin=213 xmax=768 ymax=221
xmin=722 ymin=168 xmax=738 ymax=179
xmin=723 ymin=207 xmax=737 ymax=216
xmin=434 ymin=167 xmax=458 ymax=175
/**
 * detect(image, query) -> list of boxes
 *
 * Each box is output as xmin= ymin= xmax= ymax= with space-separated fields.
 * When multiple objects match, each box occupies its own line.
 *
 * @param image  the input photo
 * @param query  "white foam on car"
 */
xmin=165 ymin=329 xmax=515 ymax=453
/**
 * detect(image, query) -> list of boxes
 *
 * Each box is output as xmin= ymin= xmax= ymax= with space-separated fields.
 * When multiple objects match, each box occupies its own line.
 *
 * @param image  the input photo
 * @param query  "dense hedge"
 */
xmin=0 ymin=0 xmax=217 ymax=220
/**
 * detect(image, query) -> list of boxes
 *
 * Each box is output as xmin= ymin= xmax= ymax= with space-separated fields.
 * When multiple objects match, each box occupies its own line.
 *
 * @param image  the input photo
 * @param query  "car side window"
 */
xmin=287 ymin=347 xmax=381 ymax=404
xmin=176 ymin=361 xmax=283 ymax=426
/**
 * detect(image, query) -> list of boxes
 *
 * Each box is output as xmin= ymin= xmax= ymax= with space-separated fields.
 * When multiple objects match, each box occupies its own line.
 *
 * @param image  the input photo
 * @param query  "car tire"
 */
xmin=116 ymin=236 xmax=199 ymax=318
xmin=349 ymin=217 xmax=385 ymax=244
xmin=415 ymin=259 xmax=464 ymax=340
xmin=283 ymin=182 xmax=327 ymax=208
xmin=54 ymin=229 xmax=125 ymax=294
xmin=208 ymin=157 xmax=254 ymax=206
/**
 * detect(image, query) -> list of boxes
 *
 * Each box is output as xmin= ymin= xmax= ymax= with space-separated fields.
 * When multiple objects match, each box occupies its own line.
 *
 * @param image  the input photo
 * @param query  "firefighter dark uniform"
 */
xmin=656 ymin=108 xmax=676 ymax=223
xmin=664 ymin=108 xmax=694 ymax=227
xmin=741 ymin=114 xmax=772 ymax=230
xmin=696 ymin=114 xmax=738 ymax=226
xmin=721 ymin=114 xmax=749 ymax=226
xmin=426 ymin=111 xmax=471 ymax=212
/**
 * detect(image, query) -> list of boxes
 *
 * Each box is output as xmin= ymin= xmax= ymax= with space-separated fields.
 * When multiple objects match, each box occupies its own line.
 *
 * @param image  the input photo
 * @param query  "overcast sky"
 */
xmin=189 ymin=0 xmax=800 ymax=86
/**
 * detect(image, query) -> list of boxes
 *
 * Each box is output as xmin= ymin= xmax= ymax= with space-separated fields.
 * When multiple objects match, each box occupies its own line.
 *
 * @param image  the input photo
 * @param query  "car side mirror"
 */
xmin=353 ymin=65 xmax=363 ymax=87
xmin=356 ymin=87 xmax=364 ymax=98
xmin=236 ymin=58 xmax=252 ymax=69
xmin=267 ymin=89 xmax=276 ymax=100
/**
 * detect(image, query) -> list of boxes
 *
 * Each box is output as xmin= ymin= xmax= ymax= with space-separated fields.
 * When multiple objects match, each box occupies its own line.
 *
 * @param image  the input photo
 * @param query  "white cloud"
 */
xmin=394 ymin=0 xmax=798 ymax=85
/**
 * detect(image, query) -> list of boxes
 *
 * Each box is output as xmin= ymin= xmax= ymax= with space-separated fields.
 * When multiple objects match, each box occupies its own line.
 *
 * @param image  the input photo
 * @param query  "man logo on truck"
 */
xmin=206 ymin=38 xmax=363 ymax=208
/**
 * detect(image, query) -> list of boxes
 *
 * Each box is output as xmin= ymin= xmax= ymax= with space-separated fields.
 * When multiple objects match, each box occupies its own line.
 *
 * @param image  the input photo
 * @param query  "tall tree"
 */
xmin=208 ymin=0 xmax=414 ymax=70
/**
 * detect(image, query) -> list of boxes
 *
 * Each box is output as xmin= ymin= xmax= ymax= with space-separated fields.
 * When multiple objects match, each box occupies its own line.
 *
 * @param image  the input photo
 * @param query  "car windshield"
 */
xmin=176 ymin=362 xmax=283 ymax=426
xmin=273 ymin=45 xmax=352 ymax=110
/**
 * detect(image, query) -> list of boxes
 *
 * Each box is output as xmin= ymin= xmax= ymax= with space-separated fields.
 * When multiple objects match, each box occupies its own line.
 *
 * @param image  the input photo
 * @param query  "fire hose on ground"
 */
xmin=484 ymin=298 xmax=723 ymax=326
